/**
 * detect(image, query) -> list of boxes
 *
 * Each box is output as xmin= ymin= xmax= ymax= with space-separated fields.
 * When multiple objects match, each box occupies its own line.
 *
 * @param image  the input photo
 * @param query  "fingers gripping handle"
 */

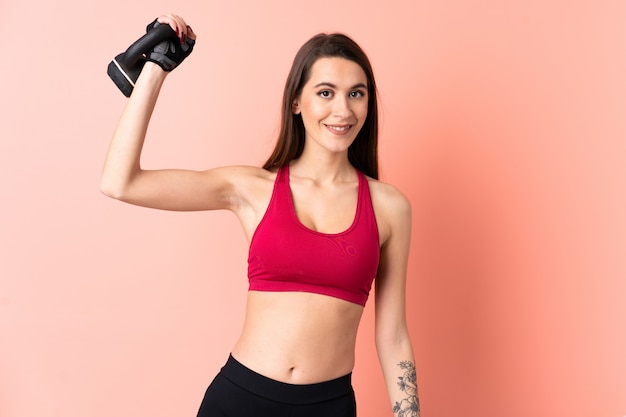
xmin=124 ymin=24 xmax=175 ymax=66
xmin=107 ymin=23 xmax=177 ymax=97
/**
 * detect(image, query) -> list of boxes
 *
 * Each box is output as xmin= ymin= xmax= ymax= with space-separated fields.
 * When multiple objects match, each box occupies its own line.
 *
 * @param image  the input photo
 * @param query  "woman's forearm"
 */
xmin=101 ymin=62 xmax=167 ymax=199
xmin=378 ymin=336 xmax=421 ymax=417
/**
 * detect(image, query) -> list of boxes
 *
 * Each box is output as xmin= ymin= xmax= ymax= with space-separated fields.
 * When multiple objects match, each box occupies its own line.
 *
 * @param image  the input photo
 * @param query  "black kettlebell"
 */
xmin=107 ymin=23 xmax=177 ymax=97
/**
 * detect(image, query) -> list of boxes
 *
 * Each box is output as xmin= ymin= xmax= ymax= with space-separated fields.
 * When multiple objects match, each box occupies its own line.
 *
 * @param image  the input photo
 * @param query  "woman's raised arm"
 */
xmin=100 ymin=16 xmax=253 ymax=212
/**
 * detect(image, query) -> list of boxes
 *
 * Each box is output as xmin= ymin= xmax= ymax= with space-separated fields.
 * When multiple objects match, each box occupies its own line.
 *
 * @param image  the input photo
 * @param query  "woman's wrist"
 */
xmin=142 ymin=61 xmax=168 ymax=77
xmin=127 ymin=62 xmax=168 ymax=97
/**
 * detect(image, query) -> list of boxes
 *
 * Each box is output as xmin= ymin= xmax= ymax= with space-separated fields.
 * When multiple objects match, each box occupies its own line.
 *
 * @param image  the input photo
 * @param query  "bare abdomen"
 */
xmin=230 ymin=290 xmax=364 ymax=384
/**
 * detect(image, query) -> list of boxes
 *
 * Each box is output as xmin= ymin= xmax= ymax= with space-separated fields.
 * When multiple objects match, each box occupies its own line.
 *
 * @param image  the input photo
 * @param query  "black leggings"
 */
xmin=196 ymin=355 xmax=357 ymax=417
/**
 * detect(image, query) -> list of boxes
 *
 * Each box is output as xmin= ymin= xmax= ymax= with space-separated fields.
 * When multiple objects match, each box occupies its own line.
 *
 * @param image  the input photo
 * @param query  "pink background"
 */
xmin=1 ymin=1 xmax=625 ymax=416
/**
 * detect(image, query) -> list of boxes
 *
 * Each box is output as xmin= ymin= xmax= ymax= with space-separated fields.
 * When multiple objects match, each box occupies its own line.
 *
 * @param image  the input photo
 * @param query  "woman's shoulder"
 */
xmin=365 ymin=176 xmax=411 ymax=244
xmin=217 ymin=164 xmax=276 ymax=177
xmin=210 ymin=164 xmax=277 ymax=187
xmin=365 ymin=176 xmax=411 ymax=216
xmin=216 ymin=164 xmax=276 ymax=192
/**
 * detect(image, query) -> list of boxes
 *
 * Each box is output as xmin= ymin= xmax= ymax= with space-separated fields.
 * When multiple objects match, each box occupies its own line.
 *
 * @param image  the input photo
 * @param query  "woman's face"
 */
xmin=293 ymin=57 xmax=369 ymax=155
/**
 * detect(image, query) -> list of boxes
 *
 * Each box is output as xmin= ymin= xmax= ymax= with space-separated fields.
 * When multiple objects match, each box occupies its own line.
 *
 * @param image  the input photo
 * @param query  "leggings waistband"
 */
xmin=219 ymin=354 xmax=353 ymax=405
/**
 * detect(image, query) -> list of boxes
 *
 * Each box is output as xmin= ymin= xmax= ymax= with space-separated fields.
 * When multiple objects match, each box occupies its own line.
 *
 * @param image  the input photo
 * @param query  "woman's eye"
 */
xmin=350 ymin=90 xmax=365 ymax=98
xmin=318 ymin=90 xmax=332 ymax=98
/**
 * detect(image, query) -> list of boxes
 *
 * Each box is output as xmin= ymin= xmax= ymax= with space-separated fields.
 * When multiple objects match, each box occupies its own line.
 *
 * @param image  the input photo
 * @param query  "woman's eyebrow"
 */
xmin=314 ymin=82 xmax=368 ymax=89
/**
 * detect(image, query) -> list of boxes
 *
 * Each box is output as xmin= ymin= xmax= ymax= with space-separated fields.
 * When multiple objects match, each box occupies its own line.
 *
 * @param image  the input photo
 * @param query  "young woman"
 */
xmin=101 ymin=13 xmax=420 ymax=417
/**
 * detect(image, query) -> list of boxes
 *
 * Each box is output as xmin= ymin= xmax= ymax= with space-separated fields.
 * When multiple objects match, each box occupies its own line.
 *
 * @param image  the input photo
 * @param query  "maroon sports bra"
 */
xmin=247 ymin=164 xmax=380 ymax=306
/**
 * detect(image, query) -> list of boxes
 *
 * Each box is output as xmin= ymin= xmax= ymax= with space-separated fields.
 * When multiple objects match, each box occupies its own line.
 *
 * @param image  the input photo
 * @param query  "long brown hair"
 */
xmin=262 ymin=33 xmax=379 ymax=179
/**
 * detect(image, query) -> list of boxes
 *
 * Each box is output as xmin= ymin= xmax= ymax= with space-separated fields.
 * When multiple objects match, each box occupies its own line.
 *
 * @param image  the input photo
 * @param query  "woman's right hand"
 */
xmin=145 ymin=14 xmax=196 ymax=72
xmin=155 ymin=13 xmax=196 ymax=44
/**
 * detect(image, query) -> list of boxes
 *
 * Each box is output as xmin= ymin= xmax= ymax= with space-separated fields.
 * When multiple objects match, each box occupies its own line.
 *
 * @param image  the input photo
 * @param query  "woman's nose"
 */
xmin=332 ymin=96 xmax=352 ymax=117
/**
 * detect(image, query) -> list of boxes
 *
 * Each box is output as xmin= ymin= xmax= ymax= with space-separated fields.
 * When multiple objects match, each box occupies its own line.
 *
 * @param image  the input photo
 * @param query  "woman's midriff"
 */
xmin=230 ymin=290 xmax=364 ymax=384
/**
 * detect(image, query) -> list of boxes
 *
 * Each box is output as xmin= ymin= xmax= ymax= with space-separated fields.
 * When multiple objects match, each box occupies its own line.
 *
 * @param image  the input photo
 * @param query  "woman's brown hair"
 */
xmin=263 ymin=33 xmax=379 ymax=179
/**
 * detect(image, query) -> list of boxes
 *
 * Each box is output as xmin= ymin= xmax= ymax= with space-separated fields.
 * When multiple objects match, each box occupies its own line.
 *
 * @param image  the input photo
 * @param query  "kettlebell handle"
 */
xmin=121 ymin=23 xmax=177 ymax=67
xmin=107 ymin=23 xmax=179 ymax=96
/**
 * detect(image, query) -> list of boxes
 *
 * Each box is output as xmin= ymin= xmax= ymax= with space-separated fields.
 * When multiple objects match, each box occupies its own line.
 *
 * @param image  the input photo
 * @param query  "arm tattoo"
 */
xmin=392 ymin=361 xmax=421 ymax=417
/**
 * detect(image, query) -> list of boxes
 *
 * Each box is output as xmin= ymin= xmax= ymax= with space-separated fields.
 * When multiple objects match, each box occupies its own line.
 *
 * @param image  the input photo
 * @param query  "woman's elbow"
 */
xmin=99 ymin=175 xmax=128 ymax=201
xmin=375 ymin=323 xmax=411 ymax=350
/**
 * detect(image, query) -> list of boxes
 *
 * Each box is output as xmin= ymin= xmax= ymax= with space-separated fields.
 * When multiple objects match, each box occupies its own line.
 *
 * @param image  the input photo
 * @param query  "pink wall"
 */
xmin=1 ymin=1 xmax=625 ymax=416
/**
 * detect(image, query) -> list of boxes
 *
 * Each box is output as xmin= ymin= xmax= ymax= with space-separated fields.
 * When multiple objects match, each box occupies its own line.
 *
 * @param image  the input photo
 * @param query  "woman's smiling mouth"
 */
xmin=325 ymin=124 xmax=352 ymax=135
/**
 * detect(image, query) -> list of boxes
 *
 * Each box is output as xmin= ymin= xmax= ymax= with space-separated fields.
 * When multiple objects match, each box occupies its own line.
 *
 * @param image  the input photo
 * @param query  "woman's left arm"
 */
xmin=374 ymin=185 xmax=421 ymax=417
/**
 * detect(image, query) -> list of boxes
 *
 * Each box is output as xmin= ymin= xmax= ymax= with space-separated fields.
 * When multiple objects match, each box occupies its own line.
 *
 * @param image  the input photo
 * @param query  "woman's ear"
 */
xmin=292 ymin=99 xmax=301 ymax=115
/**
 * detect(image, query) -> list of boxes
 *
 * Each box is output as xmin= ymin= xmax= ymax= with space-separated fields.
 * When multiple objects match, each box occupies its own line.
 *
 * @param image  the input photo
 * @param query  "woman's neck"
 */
xmin=289 ymin=157 xmax=355 ymax=185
